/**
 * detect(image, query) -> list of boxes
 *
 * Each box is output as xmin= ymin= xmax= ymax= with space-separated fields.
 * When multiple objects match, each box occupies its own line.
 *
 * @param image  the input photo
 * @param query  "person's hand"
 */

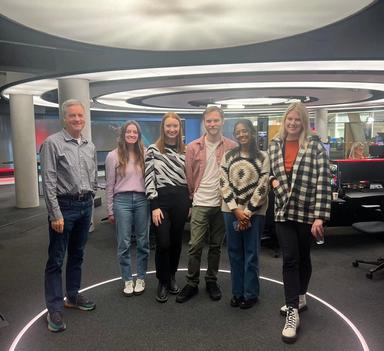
xmin=233 ymin=208 xmax=250 ymax=223
xmin=238 ymin=220 xmax=250 ymax=231
xmin=108 ymin=215 xmax=115 ymax=224
xmin=311 ymin=219 xmax=324 ymax=238
xmin=51 ymin=218 xmax=64 ymax=233
xmin=271 ymin=179 xmax=280 ymax=189
xmin=233 ymin=208 xmax=250 ymax=231
xmin=152 ymin=208 xmax=164 ymax=227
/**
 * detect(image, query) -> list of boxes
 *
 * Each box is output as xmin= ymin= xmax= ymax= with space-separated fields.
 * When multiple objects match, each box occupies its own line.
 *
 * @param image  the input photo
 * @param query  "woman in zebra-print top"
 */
xmin=145 ymin=112 xmax=190 ymax=303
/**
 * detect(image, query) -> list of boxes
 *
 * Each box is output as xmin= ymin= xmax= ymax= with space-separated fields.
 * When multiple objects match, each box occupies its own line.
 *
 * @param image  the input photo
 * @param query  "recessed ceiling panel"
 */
xmin=0 ymin=0 xmax=374 ymax=50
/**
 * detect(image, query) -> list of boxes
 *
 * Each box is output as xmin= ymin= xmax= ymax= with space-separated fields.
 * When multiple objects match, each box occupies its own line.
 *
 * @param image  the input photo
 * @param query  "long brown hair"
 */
xmin=155 ymin=112 xmax=185 ymax=154
xmin=117 ymin=120 xmax=145 ymax=176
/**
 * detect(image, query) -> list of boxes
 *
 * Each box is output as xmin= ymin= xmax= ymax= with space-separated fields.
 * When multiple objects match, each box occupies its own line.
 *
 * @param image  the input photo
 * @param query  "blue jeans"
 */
xmin=113 ymin=192 xmax=149 ymax=281
xmin=224 ymin=213 xmax=265 ymax=300
xmin=45 ymin=197 xmax=93 ymax=314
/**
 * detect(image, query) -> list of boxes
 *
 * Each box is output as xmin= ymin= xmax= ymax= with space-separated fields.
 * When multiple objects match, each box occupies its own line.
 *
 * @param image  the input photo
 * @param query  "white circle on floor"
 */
xmin=9 ymin=269 xmax=369 ymax=351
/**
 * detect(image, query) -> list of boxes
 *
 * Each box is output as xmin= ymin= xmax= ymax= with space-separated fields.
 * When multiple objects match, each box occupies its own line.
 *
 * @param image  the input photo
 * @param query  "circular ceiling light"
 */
xmin=0 ymin=0 xmax=374 ymax=50
xmin=215 ymin=98 xmax=300 ymax=106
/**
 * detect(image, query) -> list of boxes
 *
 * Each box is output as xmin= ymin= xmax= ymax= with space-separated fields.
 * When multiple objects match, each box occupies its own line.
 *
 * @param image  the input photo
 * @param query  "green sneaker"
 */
xmin=47 ymin=311 xmax=66 ymax=332
xmin=64 ymin=293 xmax=96 ymax=311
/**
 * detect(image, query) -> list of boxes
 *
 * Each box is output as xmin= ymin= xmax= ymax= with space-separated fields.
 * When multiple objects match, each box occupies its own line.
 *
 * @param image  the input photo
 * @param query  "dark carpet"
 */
xmin=1 ymin=184 xmax=384 ymax=351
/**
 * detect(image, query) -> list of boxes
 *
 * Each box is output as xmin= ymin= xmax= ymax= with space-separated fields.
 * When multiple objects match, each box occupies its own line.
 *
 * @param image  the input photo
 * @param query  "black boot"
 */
xmin=169 ymin=275 xmax=180 ymax=295
xmin=206 ymin=282 xmax=222 ymax=301
xmin=156 ymin=282 xmax=168 ymax=303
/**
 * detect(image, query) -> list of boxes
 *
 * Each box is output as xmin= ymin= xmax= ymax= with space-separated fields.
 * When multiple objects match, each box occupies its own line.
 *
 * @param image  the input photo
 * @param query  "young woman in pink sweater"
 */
xmin=105 ymin=121 xmax=149 ymax=297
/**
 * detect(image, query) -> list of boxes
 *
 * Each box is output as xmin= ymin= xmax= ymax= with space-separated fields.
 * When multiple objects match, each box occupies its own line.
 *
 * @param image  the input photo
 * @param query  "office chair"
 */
xmin=352 ymin=219 xmax=384 ymax=279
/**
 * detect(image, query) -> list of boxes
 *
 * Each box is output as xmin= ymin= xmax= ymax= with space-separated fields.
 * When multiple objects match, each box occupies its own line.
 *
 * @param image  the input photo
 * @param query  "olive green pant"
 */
xmin=186 ymin=206 xmax=225 ymax=287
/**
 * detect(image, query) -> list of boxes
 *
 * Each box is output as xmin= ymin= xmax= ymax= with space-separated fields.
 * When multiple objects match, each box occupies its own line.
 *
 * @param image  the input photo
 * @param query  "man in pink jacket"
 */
xmin=176 ymin=106 xmax=236 ymax=303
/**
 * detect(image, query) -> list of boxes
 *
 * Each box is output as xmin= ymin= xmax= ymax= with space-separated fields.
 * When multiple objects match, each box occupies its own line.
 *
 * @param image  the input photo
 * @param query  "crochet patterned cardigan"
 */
xmin=220 ymin=148 xmax=270 ymax=216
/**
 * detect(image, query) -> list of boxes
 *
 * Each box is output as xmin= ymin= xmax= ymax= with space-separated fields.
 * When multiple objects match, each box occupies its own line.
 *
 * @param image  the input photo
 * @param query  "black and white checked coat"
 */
xmin=268 ymin=135 xmax=331 ymax=224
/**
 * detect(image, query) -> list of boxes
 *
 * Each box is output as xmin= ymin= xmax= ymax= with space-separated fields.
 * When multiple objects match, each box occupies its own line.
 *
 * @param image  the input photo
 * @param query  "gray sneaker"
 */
xmin=47 ymin=311 xmax=66 ymax=332
xmin=64 ymin=293 xmax=96 ymax=311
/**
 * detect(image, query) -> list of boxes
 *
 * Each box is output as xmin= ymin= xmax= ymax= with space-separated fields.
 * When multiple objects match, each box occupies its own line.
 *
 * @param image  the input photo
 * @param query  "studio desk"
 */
xmin=329 ymin=158 xmax=384 ymax=226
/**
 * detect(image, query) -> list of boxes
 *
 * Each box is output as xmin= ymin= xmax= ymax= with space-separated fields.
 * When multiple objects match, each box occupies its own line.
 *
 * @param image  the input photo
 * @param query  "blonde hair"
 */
xmin=349 ymin=141 xmax=366 ymax=159
xmin=116 ymin=121 xmax=145 ymax=176
xmin=278 ymin=102 xmax=312 ymax=147
xmin=155 ymin=112 xmax=185 ymax=154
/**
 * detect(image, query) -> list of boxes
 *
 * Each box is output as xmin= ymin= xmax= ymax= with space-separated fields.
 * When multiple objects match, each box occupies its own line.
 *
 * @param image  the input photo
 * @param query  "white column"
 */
xmin=315 ymin=108 xmax=328 ymax=143
xmin=58 ymin=78 xmax=91 ymax=140
xmin=9 ymin=94 xmax=39 ymax=208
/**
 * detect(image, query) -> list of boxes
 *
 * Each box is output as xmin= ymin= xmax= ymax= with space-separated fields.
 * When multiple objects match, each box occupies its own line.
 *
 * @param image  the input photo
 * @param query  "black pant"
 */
xmin=276 ymin=221 xmax=312 ymax=308
xmin=154 ymin=187 xmax=190 ymax=284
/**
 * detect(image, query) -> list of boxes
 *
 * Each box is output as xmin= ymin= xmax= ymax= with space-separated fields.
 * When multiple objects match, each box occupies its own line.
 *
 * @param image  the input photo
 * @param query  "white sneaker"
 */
xmin=123 ymin=280 xmax=134 ymax=296
xmin=134 ymin=279 xmax=145 ymax=295
xmin=280 ymin=294 xmax=307 ymax=316
xmin=282 ymin=307 xmax=300 ymax=343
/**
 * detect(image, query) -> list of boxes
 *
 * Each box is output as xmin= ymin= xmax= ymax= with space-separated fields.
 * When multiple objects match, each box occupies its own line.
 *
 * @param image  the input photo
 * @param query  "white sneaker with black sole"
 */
xmin=123 ymin=280 xmax=134 ymax=296
xmin=280 ymin=294 xmax=307 ymax=316
xmin=282 ymin=307 xmax=300 ymax=343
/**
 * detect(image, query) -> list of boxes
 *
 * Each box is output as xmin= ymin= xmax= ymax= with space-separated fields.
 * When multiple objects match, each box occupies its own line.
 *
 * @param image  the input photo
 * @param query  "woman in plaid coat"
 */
xmin=268 ymin=102 xmax=331 ymax=344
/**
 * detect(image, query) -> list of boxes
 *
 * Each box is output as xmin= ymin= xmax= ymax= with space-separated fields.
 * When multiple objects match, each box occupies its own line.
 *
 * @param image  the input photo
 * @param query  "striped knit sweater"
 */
xmin=220 ymin=149 xmax=270 ymax=216
xmin=144 ymin=143 xmax=188 ymax=210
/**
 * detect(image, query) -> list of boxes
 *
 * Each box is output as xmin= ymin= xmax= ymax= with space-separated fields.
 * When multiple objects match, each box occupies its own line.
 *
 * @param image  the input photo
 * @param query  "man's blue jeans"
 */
xmin=223 ymin=213 xmax=265 ymax=300
xmin=45 ymin=197 xmax=93 ymax=313
xmin=113 ymin=192 xmax=149 ymax=281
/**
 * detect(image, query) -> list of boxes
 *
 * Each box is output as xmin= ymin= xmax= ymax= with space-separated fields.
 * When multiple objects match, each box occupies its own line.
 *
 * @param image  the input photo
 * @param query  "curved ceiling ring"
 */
xmin=3 ymin=60 xmax=384 ymax=113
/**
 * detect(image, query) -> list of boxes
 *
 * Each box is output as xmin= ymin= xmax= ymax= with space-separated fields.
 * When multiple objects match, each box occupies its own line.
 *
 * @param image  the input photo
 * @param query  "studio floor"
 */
xmin=0 ymin=183 xmax=384 ymax=351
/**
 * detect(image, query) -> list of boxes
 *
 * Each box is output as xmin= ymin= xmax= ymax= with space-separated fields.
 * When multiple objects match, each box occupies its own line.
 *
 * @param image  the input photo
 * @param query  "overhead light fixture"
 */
xmin=367 ymin=116 xmax=374 ymax=124
xmin=226 ymin=104 xmax=244 ymax=109
xmin=285 ymin=98 xmax=301 ymax=104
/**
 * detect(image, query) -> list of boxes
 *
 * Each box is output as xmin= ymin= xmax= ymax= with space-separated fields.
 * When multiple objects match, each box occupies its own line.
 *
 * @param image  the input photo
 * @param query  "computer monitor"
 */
xmin=369 ymin=144 xmax=384 ymax=158
xmin=333 ymin=159 xmax=384 ymax=184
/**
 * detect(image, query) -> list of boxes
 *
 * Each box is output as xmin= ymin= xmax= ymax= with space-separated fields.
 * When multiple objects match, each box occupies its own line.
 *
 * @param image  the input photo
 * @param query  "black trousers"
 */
xmin=276 ymin=221 xmax=312 ymax=308
xmin=154 ymin=187 xmax=190 ymax=285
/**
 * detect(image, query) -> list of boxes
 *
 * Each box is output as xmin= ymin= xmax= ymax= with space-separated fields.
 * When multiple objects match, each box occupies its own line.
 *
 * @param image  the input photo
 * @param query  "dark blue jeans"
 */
xmin=45 ymin=197 xmax=93 ymax=313
xmin=224 ymin=213 xmax=265 ymax=300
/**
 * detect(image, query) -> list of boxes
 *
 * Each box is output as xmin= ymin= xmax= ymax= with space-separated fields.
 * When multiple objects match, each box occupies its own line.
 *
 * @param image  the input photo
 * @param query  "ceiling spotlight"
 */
xmin=286 ymin=98 xmax=301 ymax=104
xmin=226 ymin=104 xmax=245 ymax=109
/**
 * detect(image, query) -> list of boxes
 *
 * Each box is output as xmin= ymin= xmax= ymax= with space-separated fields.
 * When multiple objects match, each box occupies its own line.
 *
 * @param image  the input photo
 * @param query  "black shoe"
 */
xmin=239 ymin=297 xmax=258 ymax=309
xmin=156 ymin=283 xmax=169 ymax=303
xmin=176 ymin=284 xmax=198 ymax=303
xmin=230 ymin=296 xmax=244 ymax=307
xmin=206 ymin=282 xmax=222 ymax=301
xmin=169 ymin=275 xmax=180 ymax=295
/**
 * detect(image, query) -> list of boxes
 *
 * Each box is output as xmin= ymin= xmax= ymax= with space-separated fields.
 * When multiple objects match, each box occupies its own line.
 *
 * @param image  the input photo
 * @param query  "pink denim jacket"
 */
xmin=185 ymin=134 xmax=237 ymax=200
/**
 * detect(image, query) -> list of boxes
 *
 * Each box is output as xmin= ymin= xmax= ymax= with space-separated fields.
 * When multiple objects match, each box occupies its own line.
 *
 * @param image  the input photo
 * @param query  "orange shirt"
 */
xmin=284 ymin=140 xmax=299 ymax=173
